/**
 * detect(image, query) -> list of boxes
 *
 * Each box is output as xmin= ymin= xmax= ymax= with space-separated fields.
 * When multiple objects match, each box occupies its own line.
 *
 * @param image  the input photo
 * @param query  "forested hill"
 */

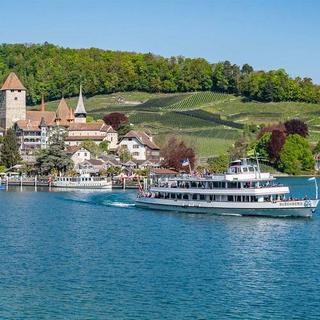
xmin=0 ymin=43 xmax=319 ymax=105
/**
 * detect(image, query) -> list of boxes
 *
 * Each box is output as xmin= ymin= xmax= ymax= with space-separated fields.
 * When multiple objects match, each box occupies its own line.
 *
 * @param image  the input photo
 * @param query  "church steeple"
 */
xmin=74 ymin=85 xmax=87 ymax=123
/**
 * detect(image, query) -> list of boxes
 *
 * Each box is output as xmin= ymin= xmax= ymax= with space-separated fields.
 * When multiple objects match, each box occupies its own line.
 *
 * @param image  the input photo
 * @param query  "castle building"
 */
xmin=0 ymin=73 xmax=118 ymax=154
xmin=0 ymin=72 xmax=26 ymax=130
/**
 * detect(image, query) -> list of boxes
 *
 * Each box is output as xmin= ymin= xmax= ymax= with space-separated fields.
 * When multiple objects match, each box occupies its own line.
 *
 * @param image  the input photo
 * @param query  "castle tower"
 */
xmin=74 ymin=85 xmax=87 ymax=124
xmin=0 ymin=72 xmax=27 ymax=130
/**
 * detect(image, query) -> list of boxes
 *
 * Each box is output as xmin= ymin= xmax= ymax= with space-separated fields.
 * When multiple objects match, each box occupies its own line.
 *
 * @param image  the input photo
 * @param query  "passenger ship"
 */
xmin=136 ymin=159 xmax=319 ymax=218
xmin=52 ymin=175 xmax=112 ymax=189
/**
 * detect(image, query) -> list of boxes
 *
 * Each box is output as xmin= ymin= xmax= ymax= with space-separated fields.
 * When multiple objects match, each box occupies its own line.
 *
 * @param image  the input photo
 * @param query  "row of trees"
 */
xmin=1 ymin=43 xmax=320 ymax=104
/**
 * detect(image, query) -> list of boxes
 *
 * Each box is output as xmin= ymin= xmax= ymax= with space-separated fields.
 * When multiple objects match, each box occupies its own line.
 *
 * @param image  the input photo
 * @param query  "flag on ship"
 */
xmin=180 ymin=159 xmax=190 ymax=167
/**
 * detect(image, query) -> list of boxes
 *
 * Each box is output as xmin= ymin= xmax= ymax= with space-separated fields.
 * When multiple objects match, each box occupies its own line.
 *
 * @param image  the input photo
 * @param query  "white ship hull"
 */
xmin=136 ymin=198 xmax=318 ymax=218
xmin=52 ymin=179 xmax=112 ymax=189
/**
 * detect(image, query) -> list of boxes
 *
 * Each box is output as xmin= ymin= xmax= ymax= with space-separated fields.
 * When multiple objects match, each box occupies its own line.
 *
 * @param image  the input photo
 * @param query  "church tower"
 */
xmin=0 ymin=72 xmax=26 ymax=130
xmin=74 ymin=85 xmax=87 ymax=124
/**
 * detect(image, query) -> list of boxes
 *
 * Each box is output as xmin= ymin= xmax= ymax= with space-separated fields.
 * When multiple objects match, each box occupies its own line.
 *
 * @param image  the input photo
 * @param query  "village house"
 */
xmin=77 ymin=159 xmax=106 ymax=175
xmin=66 ymin=146 xmax=91 ymax=167
xmin=118 ymin=130 xmax=160 ymax=162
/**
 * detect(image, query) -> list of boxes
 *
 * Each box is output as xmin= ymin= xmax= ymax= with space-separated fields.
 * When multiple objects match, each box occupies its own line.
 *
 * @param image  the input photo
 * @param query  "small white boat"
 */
xmin=52 ymin=174 xmax=112 ymax=189
xmin=136 ymin=159 xmax=319 ymax=218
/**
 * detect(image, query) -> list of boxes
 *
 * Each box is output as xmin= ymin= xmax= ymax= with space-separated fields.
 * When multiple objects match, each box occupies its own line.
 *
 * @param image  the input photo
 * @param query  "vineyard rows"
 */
xmin=162 ymin=92 xmax=231 ymax=111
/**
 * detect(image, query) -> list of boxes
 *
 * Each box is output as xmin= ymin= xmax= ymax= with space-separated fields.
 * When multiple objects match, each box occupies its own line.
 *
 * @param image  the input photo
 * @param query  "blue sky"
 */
xmin=1 ymin=0 xmax=319 ymax=82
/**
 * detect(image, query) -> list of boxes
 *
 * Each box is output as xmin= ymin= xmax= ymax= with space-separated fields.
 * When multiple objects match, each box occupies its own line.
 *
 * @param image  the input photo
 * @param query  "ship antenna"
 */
xmin=255 ymin=150 xmax=261 ymax=179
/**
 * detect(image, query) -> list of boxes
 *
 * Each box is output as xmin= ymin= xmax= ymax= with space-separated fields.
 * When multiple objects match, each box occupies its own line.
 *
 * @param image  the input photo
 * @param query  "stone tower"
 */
xmin=74 ymin=85 xmax=87 ymax=124
xmin=0 ymin=72 xmax=26 ymax=130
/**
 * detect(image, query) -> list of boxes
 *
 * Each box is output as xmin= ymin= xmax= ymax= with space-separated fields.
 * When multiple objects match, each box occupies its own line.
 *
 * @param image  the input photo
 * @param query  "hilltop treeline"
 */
xmin=0 ymin=43 xmax=319 ymax=105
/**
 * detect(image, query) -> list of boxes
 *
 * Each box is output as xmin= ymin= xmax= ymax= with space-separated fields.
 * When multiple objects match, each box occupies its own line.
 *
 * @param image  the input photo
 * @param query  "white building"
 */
xmin=66 ymin=146 xmax=91 ymax=167
xmin=118 ymin=130 xmax=160 ymax=161
xmin=66 ymin=122 xmax=118 ymax=149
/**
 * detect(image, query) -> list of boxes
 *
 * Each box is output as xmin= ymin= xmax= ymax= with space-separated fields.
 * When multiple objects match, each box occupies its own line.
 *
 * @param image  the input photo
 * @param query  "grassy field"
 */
xmin=32 ymin=91 xmax=320 ymax=160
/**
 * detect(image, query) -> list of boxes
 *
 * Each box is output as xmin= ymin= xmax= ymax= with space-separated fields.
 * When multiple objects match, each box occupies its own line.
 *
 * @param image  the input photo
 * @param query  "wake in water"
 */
xmin=57 ymin=190 xmax=136 ymax=209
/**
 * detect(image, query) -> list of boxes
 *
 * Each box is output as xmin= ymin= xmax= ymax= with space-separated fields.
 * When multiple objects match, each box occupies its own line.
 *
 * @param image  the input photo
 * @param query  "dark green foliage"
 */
xmin=180 ymin=110 xmax=244 ymax=129
xmin=0 ymin=129 xmax=21 ymax=168
xmin=0 ymin=43 xmax=319 ymax=105
xmin=36 ymin=130 xmax=73 ymax=174
xmin=313 ymin=141 xmax=320 ymax=155
xmin=247 ymin=132 xmax=272 ymax=160
xmin=207 ymin=154 xmax=229 ymax=173
xmin=279 ymin=134 xmax=314 ymax=175
xmin=117 ymin=122 xmax=131 ymax=137
xmin=80 ymin=140 xmax=100 ymax=157
xmin=99 ymin=141 xmax=109 ymax=153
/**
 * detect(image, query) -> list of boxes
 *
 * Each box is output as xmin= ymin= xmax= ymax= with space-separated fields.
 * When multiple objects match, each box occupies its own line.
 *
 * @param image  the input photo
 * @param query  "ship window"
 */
xmin=177 ymin=194 xmax=182 ymax=200
xmin=200 ymin=195 xmax=205 ymax=201
xmin=170 ymin=193 xmax=175 ymax=199
xmin=192 ymin=194 xmax=197 ymax=200
xmin=209 ymin=195 xmax=214 ymax=201
xmin=228 ymin=182 xmax=237 ymax=188
xmin=236 ymin=196 xmax=241 ymax=202
xmin=228 ymin=196 xmax=233 ymax=202
xmin=183 ymin=194 xmax=188 ymax=200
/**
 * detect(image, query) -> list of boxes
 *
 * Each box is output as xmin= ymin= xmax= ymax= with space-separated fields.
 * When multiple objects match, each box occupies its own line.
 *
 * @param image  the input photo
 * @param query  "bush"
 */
xmin=278 ymin=134 xmax=314 ymax=175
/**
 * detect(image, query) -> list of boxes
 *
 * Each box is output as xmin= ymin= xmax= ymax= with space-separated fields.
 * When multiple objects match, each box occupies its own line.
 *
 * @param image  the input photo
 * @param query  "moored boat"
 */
xmin=52 ymin=174 xmax=112 ymax=189
xmin=135 ymin=159 xmax=319 ymax=218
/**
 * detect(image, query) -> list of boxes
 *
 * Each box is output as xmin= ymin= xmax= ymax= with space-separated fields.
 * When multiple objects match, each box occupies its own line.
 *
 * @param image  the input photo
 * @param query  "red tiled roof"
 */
xmin=26 ymin=110 xmax=56 ymax=125
xmin=1 ymin=72 xmax=26 ymax=91
xmin=66 ymin=146 xmax=90 ymax=155
xmin=15 ymin=120 xmax=41 ymax=131
xmin=68 ymin=122 xmax=115 ymax=132
xmin=65 ymin=135 xmax=106 ymax=141
xmin=122 ymin=130 xmax=159 ymax=150
xmin=56 ymin=98 xmax=71 ymax=125
xmin=151 ymin=168 xmax=178 ymax=175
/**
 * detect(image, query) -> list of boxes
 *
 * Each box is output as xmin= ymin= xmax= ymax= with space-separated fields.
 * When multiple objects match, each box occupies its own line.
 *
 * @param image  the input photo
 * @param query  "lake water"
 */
xmin=0 ymin=177 xmax=320 ymax=319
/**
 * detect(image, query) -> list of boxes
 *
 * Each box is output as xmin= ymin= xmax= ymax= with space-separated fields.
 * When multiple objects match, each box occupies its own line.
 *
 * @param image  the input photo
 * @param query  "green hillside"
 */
xmin=33 ymin=91 xmax=320 ymax=160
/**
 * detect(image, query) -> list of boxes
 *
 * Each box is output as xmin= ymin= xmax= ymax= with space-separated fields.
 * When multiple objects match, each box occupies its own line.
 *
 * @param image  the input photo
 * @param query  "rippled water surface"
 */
xmin=0 ymin=177 xmax=320 ymax=319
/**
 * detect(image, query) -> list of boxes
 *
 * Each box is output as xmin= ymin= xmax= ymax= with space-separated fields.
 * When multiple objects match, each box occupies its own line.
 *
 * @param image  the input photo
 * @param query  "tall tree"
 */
xmin=0 ymin=129 xmax=21 ymax=168
xmin=36 ymin=130 xmax=73 ymax=175
xmin=161 ymin=137 xmax=196 ymax=171
xmin=284 ymin=119 xmax=309 ymax=137
xmin=279 ymin=134 xmax=314 ymax=175
xmin=268 ymin=129 xmax=286 ymax=161
xmin=103 ymin=112 xmax=129 ymax=131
